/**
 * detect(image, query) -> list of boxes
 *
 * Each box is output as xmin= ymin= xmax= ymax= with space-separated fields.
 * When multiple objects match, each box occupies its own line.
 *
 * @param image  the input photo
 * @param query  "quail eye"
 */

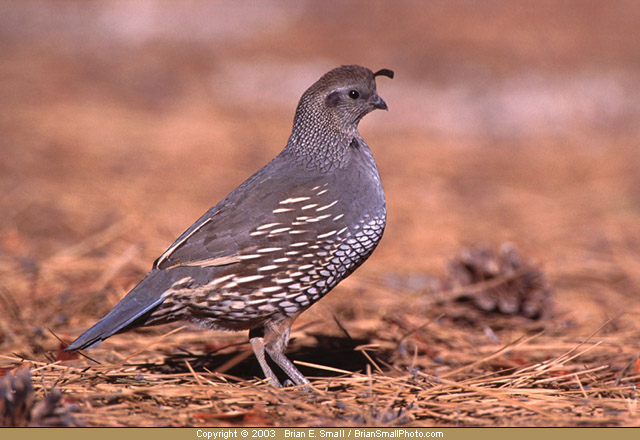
xmin=348 ymin=90 xmax=360 ymax=99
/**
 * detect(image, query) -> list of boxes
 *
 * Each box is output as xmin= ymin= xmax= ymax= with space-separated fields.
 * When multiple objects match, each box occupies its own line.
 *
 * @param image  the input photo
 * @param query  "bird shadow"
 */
xmin=141 ymin=333 xmax=381 ymax=385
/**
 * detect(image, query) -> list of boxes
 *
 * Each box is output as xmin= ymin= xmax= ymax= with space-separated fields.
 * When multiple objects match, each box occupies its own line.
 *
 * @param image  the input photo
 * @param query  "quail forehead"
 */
xmin=321 ymin=66 xmax=376 ymax=90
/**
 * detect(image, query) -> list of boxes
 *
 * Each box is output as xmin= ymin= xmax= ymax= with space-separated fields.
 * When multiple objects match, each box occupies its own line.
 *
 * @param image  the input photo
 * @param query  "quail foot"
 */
xmin=66 ymin=65 xmax=393 ymax=387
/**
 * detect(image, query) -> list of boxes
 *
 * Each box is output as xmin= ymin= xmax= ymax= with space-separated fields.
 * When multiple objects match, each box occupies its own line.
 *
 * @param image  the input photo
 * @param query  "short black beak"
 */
xmin=371 ymin=94 xmax=388 ymax=111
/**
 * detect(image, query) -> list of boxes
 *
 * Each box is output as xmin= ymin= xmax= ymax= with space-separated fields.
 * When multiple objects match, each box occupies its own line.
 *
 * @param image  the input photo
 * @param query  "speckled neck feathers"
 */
xmin=284 ymin=94 xmax=356 ymax=172
xmin=283 ymin=65 xmax=386 ymax=172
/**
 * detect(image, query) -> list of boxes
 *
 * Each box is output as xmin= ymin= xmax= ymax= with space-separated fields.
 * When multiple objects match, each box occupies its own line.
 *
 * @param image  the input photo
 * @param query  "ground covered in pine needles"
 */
xmin=1 ymin=0 xmax=640 ymax=427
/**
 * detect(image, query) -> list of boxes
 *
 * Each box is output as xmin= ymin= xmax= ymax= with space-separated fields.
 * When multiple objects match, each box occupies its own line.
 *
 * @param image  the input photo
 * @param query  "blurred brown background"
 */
xmin=1 ymin=0 xmax=639 ymax=426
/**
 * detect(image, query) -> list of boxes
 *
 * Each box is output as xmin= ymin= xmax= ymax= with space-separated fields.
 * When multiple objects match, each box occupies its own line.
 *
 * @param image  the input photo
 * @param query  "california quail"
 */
xmin=66 ymin=65 xmax=393 ymax=387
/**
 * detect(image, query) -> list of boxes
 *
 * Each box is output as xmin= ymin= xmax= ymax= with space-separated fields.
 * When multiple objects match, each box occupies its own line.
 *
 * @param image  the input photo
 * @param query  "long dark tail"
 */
xmin=65 ymin=271 xmax=168 ymax=351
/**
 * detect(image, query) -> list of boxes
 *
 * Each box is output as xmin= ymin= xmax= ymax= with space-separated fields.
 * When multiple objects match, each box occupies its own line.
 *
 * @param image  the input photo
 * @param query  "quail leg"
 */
xmin=263 ymin=320 xmax=310 ymax=387
xmin=266 ymin=346 xmax=309 ymax=386
xmin=249 ymin=328 xmax=282 ymax=387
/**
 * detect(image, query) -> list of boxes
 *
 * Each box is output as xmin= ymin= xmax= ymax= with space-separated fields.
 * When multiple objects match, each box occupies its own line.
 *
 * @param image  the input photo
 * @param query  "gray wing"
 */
xmin=153 ymin=159 xmax=329 ymax=271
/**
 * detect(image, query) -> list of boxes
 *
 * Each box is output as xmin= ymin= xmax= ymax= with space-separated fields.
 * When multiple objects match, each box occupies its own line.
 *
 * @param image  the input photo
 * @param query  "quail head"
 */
xmin=66 ymin=65 xmax=394 ymax=387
